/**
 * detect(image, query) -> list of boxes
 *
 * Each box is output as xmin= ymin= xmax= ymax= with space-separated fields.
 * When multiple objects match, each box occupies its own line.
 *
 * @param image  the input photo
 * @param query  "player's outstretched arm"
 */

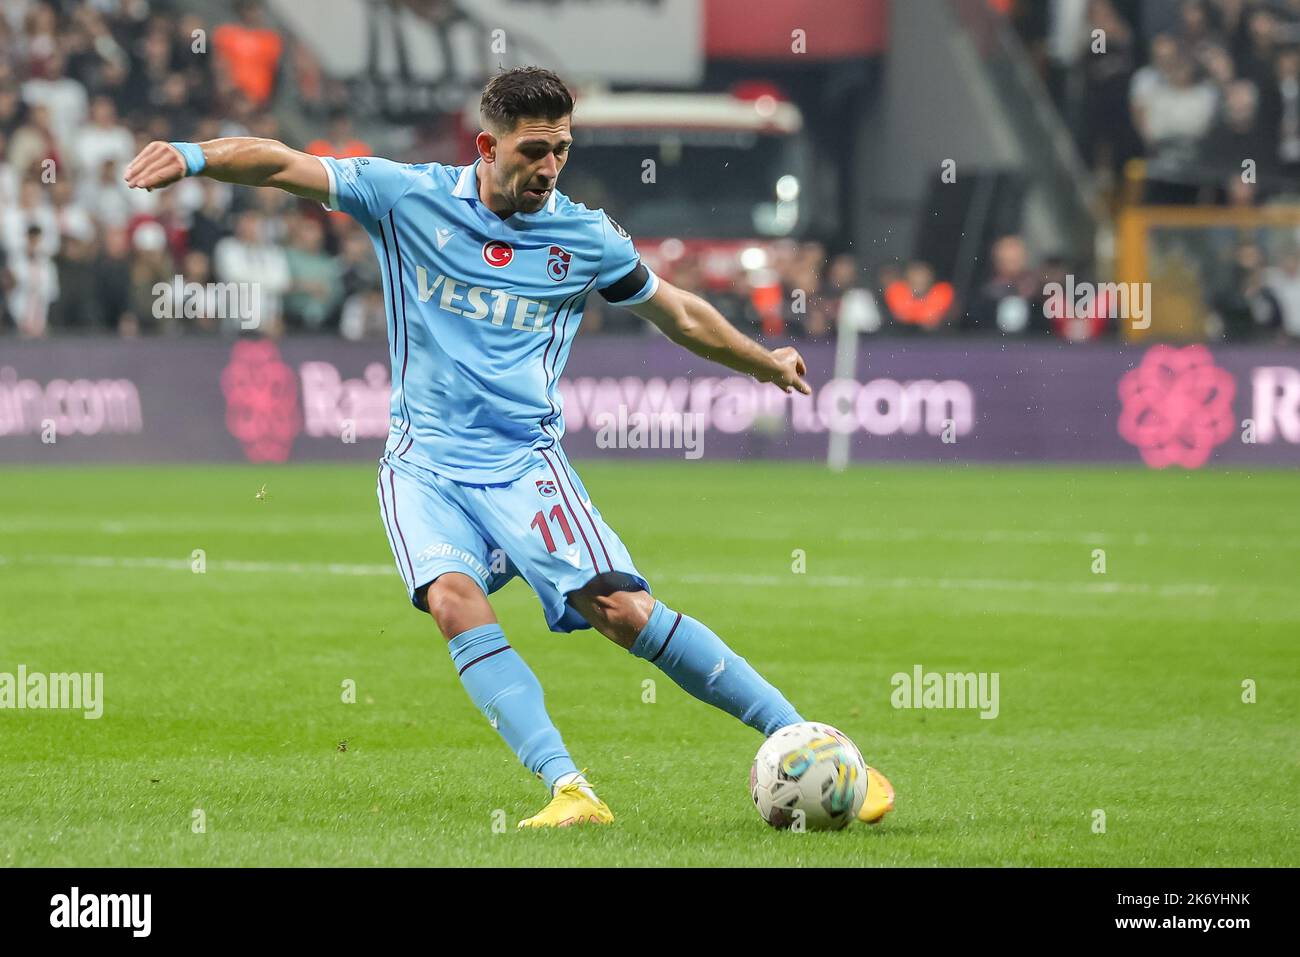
xmin=124 ymin=138 xmax=330 ymax=204
xmin=629 ymin=279 xmax=811 ymax=395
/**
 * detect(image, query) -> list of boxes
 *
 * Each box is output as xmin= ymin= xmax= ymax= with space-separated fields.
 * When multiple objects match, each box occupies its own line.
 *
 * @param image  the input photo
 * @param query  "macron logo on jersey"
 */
xmin=415 ymin=265 xmax=553 ymax=333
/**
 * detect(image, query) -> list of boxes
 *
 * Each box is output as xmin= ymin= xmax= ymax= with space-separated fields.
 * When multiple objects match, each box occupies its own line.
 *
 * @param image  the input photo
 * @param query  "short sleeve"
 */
xmin=318 ymin=155 xmax=425 ymax=223
xmin=596 ymin=211 xmax=659 ymax=305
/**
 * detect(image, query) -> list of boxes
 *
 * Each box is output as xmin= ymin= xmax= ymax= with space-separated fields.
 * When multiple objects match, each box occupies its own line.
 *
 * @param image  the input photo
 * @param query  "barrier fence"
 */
xmin=1 ymin=337 xmax=1297 ymax=469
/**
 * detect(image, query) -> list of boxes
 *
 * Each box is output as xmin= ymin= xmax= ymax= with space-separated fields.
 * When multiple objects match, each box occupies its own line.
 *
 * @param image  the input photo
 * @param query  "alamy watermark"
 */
xmin=0 ymin=665 xmax=103 ymax=719
xmin=1044 ymin=275 xmax=1151 ymax=331
xmin=594 ymin=404 xmax=705 ymax=459
xmin=50 ymin=887 xmax=150 ymax=937
xmin=152 ymin=275 xmax=261 ymax=329
xmin=890 ymin=664 xmax=999 ymax=719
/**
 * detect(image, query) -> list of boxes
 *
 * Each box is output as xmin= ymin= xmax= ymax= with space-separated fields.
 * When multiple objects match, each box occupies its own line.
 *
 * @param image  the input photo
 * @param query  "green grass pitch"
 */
xmin=1 ymin=461 xmax=1296 ymax=866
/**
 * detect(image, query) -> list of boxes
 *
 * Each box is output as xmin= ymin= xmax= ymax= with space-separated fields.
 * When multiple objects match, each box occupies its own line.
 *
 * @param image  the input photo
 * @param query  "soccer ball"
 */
xmin=750 ymin=721 xmax=868 ymax=830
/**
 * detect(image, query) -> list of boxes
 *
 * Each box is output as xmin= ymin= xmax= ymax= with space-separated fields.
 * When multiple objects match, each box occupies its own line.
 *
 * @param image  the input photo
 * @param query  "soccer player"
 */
xmin=124 ymin=67 xmax=893 ymax=828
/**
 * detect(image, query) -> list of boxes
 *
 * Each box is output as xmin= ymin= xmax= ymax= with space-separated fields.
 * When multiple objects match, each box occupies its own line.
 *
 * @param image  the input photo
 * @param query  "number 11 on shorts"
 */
xmin=530 ymin=505 xmax=576 ymax=553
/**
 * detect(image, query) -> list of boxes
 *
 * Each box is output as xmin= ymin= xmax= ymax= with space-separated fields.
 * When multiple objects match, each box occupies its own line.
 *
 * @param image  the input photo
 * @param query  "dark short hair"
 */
xmin=480 ymin=67 xmax=573 ymax=133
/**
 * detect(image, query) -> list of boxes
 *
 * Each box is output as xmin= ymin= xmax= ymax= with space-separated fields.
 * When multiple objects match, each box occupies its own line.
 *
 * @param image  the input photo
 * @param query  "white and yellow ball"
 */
xmin=750 ymin=721 xmax=868 ymax=830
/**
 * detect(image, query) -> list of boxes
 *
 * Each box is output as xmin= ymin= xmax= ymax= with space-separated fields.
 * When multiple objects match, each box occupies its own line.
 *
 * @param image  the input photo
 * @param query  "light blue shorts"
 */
xmin=375 ymin=446 xmax=649 ymax=633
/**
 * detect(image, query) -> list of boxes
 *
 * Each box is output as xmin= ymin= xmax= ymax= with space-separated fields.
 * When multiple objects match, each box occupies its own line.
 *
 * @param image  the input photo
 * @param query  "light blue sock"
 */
xmin=448 ymin=624 xmax=579 ymax=790
xmin=629 ymin=601 xmax=803 ymax=735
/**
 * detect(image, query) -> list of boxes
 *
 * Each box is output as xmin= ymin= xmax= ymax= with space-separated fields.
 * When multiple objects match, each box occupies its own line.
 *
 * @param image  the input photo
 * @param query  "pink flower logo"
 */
xmin=220 ymin=339 xmax=302 ymax=462
xmin=1117 ymin=345 xmax=1236 ymax=469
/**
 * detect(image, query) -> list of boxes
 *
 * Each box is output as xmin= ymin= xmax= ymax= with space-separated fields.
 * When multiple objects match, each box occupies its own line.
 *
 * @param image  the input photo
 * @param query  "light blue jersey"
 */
xmin=313 ymin=153 xmax=802 ymax=763
xmin=319 ymin=155 xmax=659 ymax=483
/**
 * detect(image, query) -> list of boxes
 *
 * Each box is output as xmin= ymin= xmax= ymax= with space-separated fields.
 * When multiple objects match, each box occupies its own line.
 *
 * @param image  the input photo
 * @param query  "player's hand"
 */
xmin=760 ymin=346 xmax=811 ymax=395
xmin=124 ymin=141 xmax=188 ymax=191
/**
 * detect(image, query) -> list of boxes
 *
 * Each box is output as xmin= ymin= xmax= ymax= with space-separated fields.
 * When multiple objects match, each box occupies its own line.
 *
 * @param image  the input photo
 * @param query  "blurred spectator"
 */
xmin=8 ymin=101 xmax=59 ymax=177
xmin=213 ymin=1 xmax=284 ymax=108
xmin=73 ymin=95 xmax=133 ymax=182
xmin=0 ymin=83 xmax=24 ymax=137
xmin=80 ymin=156 xmax=135 ymax=230
xmin=1211 ymin=240 xmax=1272 ymax=340
xmin=1178 ymin=1 xmax=1221 ymax=59
xmin=214 ymin=210 xmax=290 ymax=335
xmin=1082 ymin=0 xmax=1142 ymax=180
xmin=177 ymin=250 xmax=220 ymax=334
xmin=3 ymin=180 xmax=58 ymax=259
xmin=1217 ymin=0 xmax=1253 ymax=65
xmin=1262 ymin=247 xmax=1300 ymax=338
xmin=93 ymin=227 xmax=133 ymax=335
xmin=1139 ymin=45 xmax=1219 ymax=201
xmin=8 ymin=224 xmax=58 ymax=337
xmin=1261 ymin=46 xmax=1300 ymax=179
xmin=306 ymin=112 xmax=371 ymax=160
xmin=151 ymin=248 xmax=221 ymax=335
xmin=0 ymin=129 xmax=15 ymax=208
xmin=1130 ymin=34 xmax=1181 ymax=137
xmin=338 ymin=224 xmax=382 ymax=298
xmin=783 ymin=241 xmax=832 ymax=338
xmin=153 ymin=73 xmax=196 ymax=140
xmin=127 ymin=221 xmax=175 ymax=336
xmin=50 ymin=177 xmax=93 ymax=249
xmin=709 ymin=270 xmax=765 ymax=340
xmin=187 ymin=178 xmax=233 ymax=259
xmin=20 ymin=2 xmax=59 ymax=67
xmin=21 ymin=52 xmax=86 ymax=154
xmin=283 ymin=215 xmax=341 ymax=331
xmin=884 ymin=261 xmax=954 ymax=332
xmin=339 ymin=288 xmax=387 ymax=341
xmin=823 ymin=253 xmax=881 ymax=335
xmin=0 ymin=245 xmax=10 ymax=326
xmin=121 ymin=25 xmax=175 ymax=124
xmin=1241 ymin=6 xmax=1283 ymax=92
xmin=51 ymin=231 xmax=102 ymax=331
xmin=963 ymin=235 xmax=1046 ymax=335
xmin=1223 ymin=170 xmax=1260 ymax=205
xmin=1041 ymin=257 xmax=1110 ymax=341
xmin=1199 ymin=78 xmax=1270 ymax=195
xmin=171 ymin=13 xmax=216 ymax=116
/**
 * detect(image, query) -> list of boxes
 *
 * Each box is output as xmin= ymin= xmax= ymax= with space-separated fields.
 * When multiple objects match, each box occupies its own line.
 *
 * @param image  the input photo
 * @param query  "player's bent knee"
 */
xmin=580 ymin=589 xmax=654 ymax=647
xmin=422 ymin=572 xmax=496 ymax=641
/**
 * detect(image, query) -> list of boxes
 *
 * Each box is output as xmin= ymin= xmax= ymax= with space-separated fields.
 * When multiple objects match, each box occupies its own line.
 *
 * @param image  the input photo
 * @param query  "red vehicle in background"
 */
xmin=542 ymin=88 xmax=812 ymax=336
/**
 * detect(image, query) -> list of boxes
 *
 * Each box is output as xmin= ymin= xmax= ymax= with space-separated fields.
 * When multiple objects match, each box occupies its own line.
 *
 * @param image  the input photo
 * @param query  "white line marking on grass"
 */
xmin=7 ymin=553 xmax=1291 ymax=602
xmin=0 ymin=517 xmax=375 ymax=534
xmin=697 ymin=525 xmax=1300 ymax=551
xmin=6 ymin=554 xmax=391 ymax=576
xmin=829 ymin=527 xmax=1300 ymax=550
xmin=653 ymin=572 xmax=1223 ymax=598
xmin=4 ymin=519 xmax=1300 ymax=551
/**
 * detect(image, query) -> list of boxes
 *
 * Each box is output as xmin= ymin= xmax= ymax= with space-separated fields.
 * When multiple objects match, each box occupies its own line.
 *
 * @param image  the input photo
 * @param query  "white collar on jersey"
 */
xmin=452 ymin=159 xmax=559 ymax=217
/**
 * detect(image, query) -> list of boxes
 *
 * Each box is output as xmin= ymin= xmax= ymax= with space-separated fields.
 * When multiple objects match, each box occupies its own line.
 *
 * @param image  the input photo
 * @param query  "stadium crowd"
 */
xmin=1007 ymin=0 xmax=1300 ymax=341
xmin=1018 ymin=0 xmax=1300 ymax=203
xmin=0 ymin=0 xmax=386 ymax=339
xmin=1 ymin=0 xmax=1297 ymax=344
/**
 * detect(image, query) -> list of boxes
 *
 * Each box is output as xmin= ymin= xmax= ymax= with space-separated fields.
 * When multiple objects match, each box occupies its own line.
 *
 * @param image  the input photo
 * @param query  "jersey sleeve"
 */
xmin=317 ymin=155 xmax=424 ymax=222
xmin=595 ymin=211 xmax=659 ymax=305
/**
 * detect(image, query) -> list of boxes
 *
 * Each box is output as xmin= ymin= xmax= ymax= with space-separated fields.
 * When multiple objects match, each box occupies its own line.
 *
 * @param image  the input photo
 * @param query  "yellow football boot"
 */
xmin=517 ymin=778 xmax=614 ymax=829
xmin=857 ymin=765 xmax=896 ymax=824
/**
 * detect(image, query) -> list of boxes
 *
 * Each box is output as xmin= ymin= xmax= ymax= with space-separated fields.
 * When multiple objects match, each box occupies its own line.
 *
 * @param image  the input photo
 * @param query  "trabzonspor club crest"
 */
xmin=547 ymin=246 xmax=572 ymax=282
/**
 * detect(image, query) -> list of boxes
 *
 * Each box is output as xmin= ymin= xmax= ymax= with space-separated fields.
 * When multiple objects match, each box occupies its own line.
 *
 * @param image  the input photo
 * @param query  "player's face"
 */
xmin=487 ymin=116 xmax=572 ymax=213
